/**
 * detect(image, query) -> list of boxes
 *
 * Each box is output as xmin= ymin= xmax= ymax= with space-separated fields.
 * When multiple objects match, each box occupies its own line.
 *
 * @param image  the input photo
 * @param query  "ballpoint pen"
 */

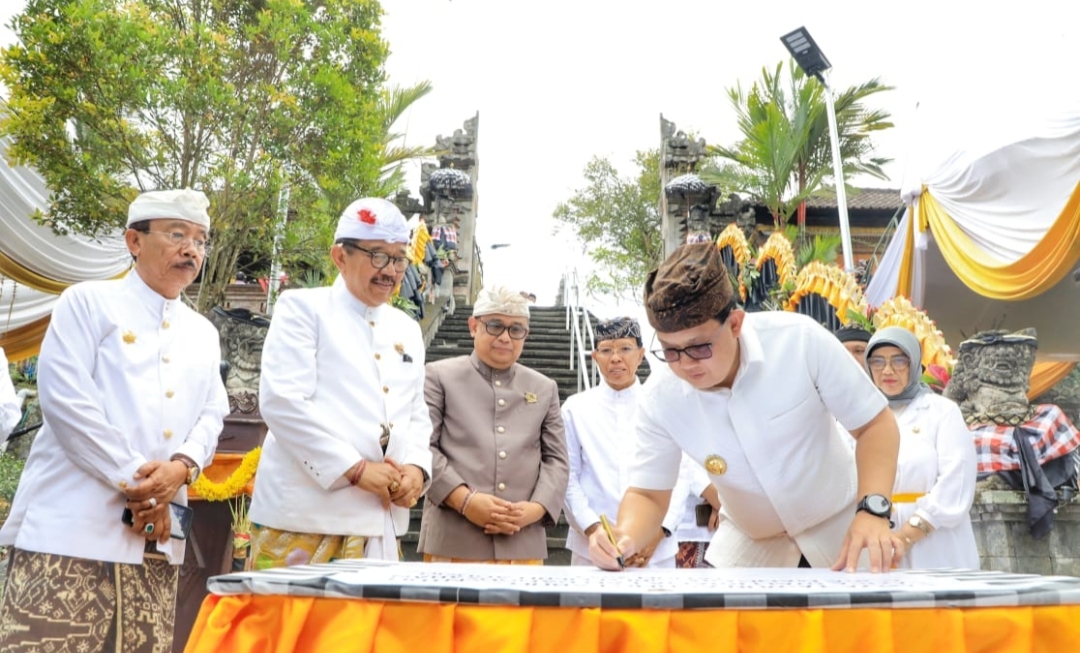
xmin=599 ymin=514 xmax=626 ymax=569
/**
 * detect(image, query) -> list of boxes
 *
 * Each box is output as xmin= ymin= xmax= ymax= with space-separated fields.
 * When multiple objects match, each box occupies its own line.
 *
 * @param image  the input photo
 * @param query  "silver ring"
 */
xmin=148 ymin=497 xmax=158 ymax=508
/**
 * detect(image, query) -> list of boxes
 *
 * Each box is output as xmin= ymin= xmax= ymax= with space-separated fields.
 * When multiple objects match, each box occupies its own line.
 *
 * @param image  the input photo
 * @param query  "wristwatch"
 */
xmin=856 ymin=494 xmax=893 ymax=521
xmin=170 ymin=454 xmax=200 ymax=485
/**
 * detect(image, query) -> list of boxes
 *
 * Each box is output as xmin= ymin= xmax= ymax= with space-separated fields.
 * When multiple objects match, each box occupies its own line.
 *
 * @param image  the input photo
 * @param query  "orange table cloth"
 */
xmin=184 ymin=594 xmax=1080 ymax=653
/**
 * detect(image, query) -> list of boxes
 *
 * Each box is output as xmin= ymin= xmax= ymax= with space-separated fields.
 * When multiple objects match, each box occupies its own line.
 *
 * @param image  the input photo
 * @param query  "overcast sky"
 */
xmin=2 ymin=1 xmax=1075 ymax=308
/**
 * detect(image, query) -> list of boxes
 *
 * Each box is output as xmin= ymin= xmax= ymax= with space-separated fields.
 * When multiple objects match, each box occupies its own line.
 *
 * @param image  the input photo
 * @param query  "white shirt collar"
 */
xmin=600 ymin=377 xmax=641 ymax=401
xmin=124 ymin=269 xmax=172 ymax=314
xmin=332 ymin=275 xmax=384 ymax=319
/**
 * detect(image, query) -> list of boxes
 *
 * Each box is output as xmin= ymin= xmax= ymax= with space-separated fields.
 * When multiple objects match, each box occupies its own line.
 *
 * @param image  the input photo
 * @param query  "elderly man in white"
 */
xmin=248 ymin=198 xmax=432 ymax=567
xmin=0 ymin=189 xmax=229 ymax=653
xmin=562 ymin=317 xmax=691 ymax=568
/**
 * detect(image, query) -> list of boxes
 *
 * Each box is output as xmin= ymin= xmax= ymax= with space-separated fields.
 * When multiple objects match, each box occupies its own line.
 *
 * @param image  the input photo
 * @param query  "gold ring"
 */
xmin=388 ymin=481 xmax=400 ymax=494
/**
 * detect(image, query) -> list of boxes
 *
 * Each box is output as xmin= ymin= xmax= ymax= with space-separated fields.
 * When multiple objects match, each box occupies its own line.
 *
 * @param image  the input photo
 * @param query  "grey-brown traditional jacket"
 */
xmin=418 ymin=352 xmax=568 ymax=560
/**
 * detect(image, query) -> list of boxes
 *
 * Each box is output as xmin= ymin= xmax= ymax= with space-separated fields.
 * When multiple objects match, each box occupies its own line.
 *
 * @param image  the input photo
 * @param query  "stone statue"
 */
xmin=944 ymin=328 xmax=1038 ymax=425
xmin=208 ymin=307 xmax=271 ymax=416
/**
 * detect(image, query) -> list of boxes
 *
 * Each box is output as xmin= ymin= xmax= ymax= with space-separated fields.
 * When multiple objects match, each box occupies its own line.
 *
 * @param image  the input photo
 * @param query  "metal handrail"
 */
xmin=562 ymin=268 xmax=597 ymax=392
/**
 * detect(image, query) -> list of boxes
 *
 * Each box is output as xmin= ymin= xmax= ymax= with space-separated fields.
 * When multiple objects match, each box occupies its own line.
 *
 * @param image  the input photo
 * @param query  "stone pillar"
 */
xmin=422 ymin=114 xmax=480 ymax=306
xmin=659 ymin=115 xmax=711 ymax=257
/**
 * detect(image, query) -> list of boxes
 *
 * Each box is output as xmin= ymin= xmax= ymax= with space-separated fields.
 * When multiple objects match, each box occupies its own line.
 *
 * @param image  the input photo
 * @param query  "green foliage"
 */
xmin=390 ymin=293 xmax=419 ymax=318
xmin=0 ymin=0 xmax=402 ymax=311
xmin=0 ymin=454 xmax=26 ymax=509
xmin=846 ymin=307 xmax=875 ymax=331
xmin=553 ymin=149 xmax=664 ymax=302
xmin=787 ymin=227 xmax=843 ymax=268
xmin=710 ymin=61 xmax=893 ymax=225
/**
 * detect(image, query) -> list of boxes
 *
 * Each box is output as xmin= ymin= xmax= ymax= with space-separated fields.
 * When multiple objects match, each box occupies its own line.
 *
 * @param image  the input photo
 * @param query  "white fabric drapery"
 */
xmin=867 ymin=103 xmax=1080 ymax=360
xmin=0 ymin=136 xmax=129 ymax=337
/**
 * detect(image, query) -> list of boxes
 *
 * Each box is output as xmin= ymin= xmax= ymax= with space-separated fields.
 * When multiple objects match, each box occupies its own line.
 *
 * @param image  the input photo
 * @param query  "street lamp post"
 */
xmin=781 ymin=27 xmax=855 ymax=272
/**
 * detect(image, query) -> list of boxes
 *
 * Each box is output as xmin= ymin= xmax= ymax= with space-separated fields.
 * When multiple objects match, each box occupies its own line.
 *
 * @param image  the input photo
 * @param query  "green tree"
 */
xmin=267 ymin=80 xmax=437 ymax=287
xmin=705 ymin=60 xmax=893 ymax=227
xmin=0 ymin=0 xmax=393 ymax=310
xmin=553 ymin=149 xmax=663 ymax=301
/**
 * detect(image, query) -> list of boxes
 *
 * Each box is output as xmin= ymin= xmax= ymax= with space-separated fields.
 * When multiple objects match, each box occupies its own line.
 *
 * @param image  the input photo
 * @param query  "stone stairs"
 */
xmin=402 ymin=305 xmax=648 ymax=564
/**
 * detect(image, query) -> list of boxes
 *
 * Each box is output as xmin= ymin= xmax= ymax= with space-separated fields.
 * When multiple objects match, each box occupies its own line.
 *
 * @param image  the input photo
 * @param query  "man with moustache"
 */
xmin=419 ymin=285 xmax=568 ymax=564
xmin=248 ymin=198 xmax=432 ymax=567
xmin=562 ymin=317 xmax=692 ymax=568
xmin=589 ymin=243 xmax=902 ymax=573
xmin=0 ymin=189 xmax=229 ymax=652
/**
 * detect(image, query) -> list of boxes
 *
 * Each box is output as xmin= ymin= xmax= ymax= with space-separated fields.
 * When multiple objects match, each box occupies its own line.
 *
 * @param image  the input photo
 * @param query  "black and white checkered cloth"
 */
xmin=208 ymin=561 xmax=1080 ymax=610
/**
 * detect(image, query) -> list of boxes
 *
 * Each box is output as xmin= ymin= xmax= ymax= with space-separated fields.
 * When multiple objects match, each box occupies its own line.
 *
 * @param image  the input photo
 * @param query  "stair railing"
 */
xmin=562 ymin=268 xmax=598 ymax=393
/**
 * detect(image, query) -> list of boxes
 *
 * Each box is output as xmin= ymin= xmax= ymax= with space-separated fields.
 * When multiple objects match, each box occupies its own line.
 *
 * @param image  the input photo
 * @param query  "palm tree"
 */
xmin=704 ymin=61 xmax=893 ymax=229
xmin=372 ymin=80 xmax=437 ymax=197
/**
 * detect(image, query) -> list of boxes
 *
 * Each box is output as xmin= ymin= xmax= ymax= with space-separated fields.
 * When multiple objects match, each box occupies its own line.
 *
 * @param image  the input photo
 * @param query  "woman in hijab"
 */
xmin=866 ymin=327 xmax=979 ymax=569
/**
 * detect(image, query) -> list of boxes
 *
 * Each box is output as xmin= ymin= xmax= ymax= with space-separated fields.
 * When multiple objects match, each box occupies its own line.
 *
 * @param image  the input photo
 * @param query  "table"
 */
xmin=183 ymin=561 xmax=1080 ymax=652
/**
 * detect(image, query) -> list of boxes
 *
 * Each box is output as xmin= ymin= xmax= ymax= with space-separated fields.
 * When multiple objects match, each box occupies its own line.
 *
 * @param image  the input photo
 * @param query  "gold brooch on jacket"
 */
xmin=122 ymin=330 xmax=137 ymax=344
xmin=524 ymin=392 xmax=537 ymax=404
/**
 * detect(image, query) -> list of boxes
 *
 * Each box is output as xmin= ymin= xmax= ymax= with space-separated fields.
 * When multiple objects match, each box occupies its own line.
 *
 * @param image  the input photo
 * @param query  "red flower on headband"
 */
xmin=358 ymin=208 xmax=377 ymax=225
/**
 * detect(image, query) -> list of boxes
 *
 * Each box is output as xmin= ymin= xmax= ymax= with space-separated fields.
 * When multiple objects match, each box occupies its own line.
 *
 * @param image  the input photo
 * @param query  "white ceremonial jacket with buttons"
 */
xmin=0 ymin=272 xmax=229 ymax=564
xmin=248 ymin=278 xmax=433 ymax=541
xmin=562 ymin=379 xmax=690 ymax=565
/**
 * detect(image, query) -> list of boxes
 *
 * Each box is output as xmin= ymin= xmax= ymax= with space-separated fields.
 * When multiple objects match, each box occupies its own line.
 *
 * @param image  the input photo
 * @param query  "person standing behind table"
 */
xmin=419 ymin=285 xmax=569 ymax=564
xmin=562 ymin=317 xmax=692 ymax=568
xmin=834 ymin=324 xmax=873 ymax=365
xmin=248 ymin=197 xmax=432 ymax=568
xmin=865 ymin=327 xmax=979 ymax=569
xmin=0 ymin=189 xmax=229 ymax=653
xmin=588 ymin=242 xmax=903 ymax=572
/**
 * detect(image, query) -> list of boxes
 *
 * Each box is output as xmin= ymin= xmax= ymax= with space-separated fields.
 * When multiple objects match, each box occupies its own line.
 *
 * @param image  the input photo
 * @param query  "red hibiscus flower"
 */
xmin=358 ymin=208 xmax=377 ymax=225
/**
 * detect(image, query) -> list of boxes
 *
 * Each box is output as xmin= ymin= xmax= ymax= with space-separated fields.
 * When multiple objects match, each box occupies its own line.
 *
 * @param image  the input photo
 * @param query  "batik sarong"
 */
xmin=0 ymin=547 xmax=178 ymax=653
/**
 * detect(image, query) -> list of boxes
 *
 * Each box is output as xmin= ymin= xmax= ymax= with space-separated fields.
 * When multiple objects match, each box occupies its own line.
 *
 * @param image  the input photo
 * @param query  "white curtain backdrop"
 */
xmin=0 ymin=137 xmax=130 ymax=334
xmin=0 ymin=137 xmax=129 ymax=283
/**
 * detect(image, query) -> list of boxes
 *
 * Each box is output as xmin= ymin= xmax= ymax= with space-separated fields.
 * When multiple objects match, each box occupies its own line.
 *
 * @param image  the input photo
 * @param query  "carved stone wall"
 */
xmin=972 ymin=489 xmax=1080 ymax=575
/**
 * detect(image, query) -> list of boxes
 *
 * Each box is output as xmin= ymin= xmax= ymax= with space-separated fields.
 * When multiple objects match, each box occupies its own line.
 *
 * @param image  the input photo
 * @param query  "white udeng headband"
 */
xmin=472 ymin=285 xmax=530 ymax=318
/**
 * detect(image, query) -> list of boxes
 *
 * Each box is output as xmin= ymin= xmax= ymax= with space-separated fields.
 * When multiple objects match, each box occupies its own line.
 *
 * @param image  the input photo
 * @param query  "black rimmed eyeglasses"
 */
xmin=340 ymin=242 xmax=410 ymax=272
xmin=649 ymin=301 xmax=737 ymax=364
xmin=477 ymin=319 xmax=529 ymax=340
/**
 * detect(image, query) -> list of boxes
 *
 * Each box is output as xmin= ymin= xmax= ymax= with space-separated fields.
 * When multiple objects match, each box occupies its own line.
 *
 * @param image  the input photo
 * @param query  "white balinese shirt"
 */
xmin=0 ymin=346 xmax=23 ymax=439
xmin=891 ymin=392 xmax=979 ymax=569
xmin=562 ymin=379 xmax=689 ymax=566
xmin=248 ymin=278 xmax=433 ymax=558
xmin=0 ymin=272 xmax=229 ymax=564
xmin=631 ymin=311 xmax=888 ymax=568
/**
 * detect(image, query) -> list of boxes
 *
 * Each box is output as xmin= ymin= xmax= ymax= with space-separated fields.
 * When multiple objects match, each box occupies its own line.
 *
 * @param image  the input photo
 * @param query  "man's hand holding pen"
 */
xmin=588 ymin=514 xmax=637 ymax=571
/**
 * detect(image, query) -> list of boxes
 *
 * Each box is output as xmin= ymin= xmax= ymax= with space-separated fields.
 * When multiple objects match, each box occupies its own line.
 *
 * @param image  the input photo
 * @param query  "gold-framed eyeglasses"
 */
xmin=477 ymin=319 xmax=529 ymax=340
xmin=867 ymin=355 xmax=911 ymax=371
xmin=341 ymin=242 xmax=410 ymax=272
xmin=147 ymin=230 xmax=211 ymax=253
